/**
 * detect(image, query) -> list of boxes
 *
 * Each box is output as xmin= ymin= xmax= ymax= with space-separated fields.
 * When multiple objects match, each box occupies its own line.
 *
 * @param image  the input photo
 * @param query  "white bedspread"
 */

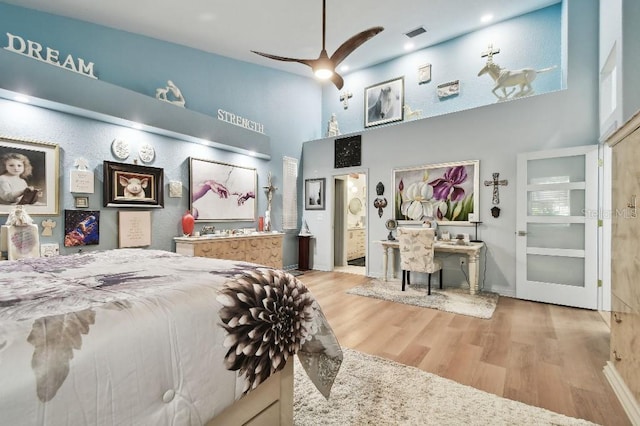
xmin=0 ymin=249 xmax=342 ymax=425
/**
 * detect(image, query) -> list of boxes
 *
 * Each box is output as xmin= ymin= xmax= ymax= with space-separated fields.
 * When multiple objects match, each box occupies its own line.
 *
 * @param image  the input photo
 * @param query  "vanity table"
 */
xmin=377 ymin=240 xmax=484 ymax=295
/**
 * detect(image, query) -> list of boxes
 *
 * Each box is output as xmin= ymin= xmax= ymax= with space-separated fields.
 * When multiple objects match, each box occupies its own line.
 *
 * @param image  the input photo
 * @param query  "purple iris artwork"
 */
xmin=429 ymin=165 xmax=467 ymax=202
xmin=394 ymin=161 xmax=478 ymax=222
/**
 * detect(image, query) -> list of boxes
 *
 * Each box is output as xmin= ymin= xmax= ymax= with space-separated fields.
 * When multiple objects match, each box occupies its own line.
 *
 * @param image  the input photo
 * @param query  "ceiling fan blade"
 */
xmin=251 ymin=51 xmax=315 ymax=67
xmin=330 ymin=72 xmax=345 ymax=90
xmin=330 ymin=26 xmax=384 ymax=67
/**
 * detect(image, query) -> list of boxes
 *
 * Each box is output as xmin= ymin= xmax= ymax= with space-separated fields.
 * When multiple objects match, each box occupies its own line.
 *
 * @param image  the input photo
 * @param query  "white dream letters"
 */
xmin=4 ymin=32 xmax=97 ymax=79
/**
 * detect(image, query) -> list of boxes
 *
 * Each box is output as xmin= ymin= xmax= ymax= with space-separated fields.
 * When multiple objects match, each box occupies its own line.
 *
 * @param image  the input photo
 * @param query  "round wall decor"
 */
xmin=138 ymin=143 xmax=155 ymax=163
xmin=111 ymin=138 xmax=130 ymax=160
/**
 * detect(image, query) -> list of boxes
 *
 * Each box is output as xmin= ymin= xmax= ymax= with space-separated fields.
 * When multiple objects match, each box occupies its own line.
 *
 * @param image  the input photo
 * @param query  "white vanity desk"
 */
xmin=377 ymin=240 xmax=485 ymax=295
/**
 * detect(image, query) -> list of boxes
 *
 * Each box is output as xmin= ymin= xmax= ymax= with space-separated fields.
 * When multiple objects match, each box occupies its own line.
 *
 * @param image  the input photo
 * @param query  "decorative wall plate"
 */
xmin=111 ymin=138 xmax=130 ymax=160
xmin=138 ymin=143 xmax=155 ymax=163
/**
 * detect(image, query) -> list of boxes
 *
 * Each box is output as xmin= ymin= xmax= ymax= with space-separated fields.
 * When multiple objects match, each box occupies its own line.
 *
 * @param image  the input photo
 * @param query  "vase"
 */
xmin=181 ymin=210 xmax=195 ymax=236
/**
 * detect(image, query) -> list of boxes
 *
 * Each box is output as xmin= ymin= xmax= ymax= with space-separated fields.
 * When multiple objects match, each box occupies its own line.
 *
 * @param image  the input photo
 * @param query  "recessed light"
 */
xmin=404 ymin=42 xmax=415 ymax=51
xmin=14 ymin=95 xmax=30 ymax=103
xmin=481 ymin=14 xmax=494 ymax=23
xmin=340 ymin=64 xmax=349 ymax=72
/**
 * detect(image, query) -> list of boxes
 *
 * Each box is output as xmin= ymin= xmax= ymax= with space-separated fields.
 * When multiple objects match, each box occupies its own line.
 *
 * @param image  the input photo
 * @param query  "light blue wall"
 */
xmin=321 ymin=4 xmax=563 ymax=135
xmin=303 ymin=0 xmax=599 ymax=297
xmin=0 ymin=2 xmax=322 ymax=267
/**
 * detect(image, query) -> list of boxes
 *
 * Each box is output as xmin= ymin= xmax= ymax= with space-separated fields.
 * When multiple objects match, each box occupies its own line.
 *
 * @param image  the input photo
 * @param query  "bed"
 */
xmin=0 ymin=249 xmax=342 ymax=425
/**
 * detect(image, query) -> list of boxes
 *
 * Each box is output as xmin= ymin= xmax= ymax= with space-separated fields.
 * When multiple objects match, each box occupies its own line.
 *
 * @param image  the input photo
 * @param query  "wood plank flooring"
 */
xmin=297 ymin=270 xmax=630 ymax=426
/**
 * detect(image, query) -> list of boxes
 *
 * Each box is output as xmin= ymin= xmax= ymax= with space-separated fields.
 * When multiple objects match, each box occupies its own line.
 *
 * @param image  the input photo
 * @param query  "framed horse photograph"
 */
xmin=364 ymin=77 xmax=404 ymax=128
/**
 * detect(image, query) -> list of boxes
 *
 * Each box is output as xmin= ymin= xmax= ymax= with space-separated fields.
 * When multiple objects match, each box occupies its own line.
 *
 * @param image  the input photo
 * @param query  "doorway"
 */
xmin=334 ymin=173 xmax=367 ymax=275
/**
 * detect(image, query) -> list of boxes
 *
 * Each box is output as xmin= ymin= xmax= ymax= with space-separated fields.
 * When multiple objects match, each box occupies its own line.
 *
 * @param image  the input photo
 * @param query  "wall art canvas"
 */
xmin=393 ymin=160 xmax=479 ymax=225
xmin=0 ymin=136 xmax=59 ymax=215
xmin=64 ymin=209 xmax=100 ymax=247
xmin=365 ymin=77 xmax=404 ymax=127
xmin=189 ymin=157 xmax=256 ymax=221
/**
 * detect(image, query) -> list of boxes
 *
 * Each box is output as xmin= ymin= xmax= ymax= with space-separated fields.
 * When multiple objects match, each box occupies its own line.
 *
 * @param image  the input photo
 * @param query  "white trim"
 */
xmin=526 ymin=247 xmax=584 ymax=258
xmin=603 ymin=362 xmax=639 ymax=425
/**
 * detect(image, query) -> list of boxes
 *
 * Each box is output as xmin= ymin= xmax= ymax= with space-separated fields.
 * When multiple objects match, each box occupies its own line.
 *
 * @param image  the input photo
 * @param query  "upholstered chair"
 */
xmin=397 ymin=227 xmax=443 ymax=294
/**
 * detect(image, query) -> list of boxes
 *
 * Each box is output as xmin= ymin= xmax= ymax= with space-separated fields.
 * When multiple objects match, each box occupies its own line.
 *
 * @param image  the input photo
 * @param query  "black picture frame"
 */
xmin=103 ymin=161 xmax=164 ymax=208
xmin=305 ymin=178 xmax=326 ymax=210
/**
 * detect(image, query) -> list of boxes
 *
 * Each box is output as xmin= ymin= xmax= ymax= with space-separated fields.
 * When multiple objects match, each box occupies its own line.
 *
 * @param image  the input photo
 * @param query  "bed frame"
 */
xmin=207 ymin=359 xmax=293 ymax=426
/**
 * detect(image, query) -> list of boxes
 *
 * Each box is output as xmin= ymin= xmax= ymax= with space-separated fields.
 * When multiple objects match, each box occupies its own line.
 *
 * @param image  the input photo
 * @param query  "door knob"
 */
xmin=516 ymin=230 xmax=527 ymax=236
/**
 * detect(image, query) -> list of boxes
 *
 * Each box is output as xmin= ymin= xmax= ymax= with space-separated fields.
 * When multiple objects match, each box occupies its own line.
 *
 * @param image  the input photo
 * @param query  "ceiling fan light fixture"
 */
xmin=313 ymin=55 xmax=334 ymax=79
xmin=314 ymin=67 xmax=334 ymax=79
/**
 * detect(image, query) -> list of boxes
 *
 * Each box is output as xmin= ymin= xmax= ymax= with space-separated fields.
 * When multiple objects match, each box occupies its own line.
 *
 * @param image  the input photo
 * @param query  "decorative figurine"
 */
xmin=155 ymin=80 xmax=186 ymax=107
xmin=41 ymin=219 xmax=56 ymax=236
xmin=477 ymin=44 xmax=556 ymax=101
xmin=326 ymin=113 xmax=340 ymax=137
xmin=263 ymin=173 xmax=277 ymax=232
xmin=403 ymin=105 xmax=423 ymax=120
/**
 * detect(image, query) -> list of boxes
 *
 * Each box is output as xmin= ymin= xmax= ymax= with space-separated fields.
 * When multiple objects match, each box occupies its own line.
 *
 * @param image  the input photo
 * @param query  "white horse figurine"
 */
xmin=477 ymin=61 xmax=557 ymax=100
xmin=403 ymin=105 xmax=422 ymax=120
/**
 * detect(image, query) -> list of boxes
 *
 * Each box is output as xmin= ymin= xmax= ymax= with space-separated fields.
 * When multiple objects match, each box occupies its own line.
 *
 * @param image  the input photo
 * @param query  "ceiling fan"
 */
xmin=251 ymin=0 xmax=383 ymax=90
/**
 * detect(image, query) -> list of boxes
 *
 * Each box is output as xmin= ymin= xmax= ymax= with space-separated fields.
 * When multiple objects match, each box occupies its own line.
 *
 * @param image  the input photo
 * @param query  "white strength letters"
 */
xmin=4 ymin=32 xmax=97 ymax=79
xmin=217 ymin=109 xmax=265 ymax=134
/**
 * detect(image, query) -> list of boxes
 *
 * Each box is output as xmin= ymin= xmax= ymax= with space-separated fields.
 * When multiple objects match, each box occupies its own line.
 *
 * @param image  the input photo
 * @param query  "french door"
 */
xmin=516 ymin=145 xmax=598 ymax=309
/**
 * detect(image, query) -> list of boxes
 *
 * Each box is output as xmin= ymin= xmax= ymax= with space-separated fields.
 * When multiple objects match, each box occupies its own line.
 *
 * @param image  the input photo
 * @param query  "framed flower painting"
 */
xmin=393 ymin=160 xmax=479 ymax=225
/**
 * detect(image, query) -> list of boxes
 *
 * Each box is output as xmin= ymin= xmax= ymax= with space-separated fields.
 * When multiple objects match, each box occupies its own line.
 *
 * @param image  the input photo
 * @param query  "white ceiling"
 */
xmin=3 ymin=0 xmax=561 ymax=78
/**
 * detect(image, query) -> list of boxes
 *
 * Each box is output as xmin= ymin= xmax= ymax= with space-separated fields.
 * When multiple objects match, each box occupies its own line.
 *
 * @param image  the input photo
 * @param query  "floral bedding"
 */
xmin=0 ymin=249 xmax=342 ymax=425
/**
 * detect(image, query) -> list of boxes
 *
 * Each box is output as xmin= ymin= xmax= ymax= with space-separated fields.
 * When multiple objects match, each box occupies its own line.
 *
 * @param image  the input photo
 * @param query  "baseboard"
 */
xmin=603 ymin=362 xmax=639 ymax=425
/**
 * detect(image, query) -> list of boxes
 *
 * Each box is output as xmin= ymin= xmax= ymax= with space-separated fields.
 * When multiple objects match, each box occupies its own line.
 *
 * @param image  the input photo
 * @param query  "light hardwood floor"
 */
xmin=298 ymin=270 xmax=630 ymax=426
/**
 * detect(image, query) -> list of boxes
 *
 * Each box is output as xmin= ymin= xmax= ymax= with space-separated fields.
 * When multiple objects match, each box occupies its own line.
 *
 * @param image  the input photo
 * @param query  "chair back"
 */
xmin=397 ymin=226 xmax=438 ymax=273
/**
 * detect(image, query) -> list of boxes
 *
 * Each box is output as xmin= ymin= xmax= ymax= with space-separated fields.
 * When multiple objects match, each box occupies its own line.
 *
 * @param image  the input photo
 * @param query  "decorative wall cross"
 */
xmin=484 ymin=172 xmax=508 ymax=205
xmin=481 ymin=43 xmax=500 ymax=62
xmin=339 ymin=90 xmax=353 ymax=109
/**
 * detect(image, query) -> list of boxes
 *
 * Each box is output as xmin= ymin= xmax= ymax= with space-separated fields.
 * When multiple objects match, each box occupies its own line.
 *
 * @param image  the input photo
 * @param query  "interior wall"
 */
xmin=0 ymin=3 xmax=323 ymax=268
xmin=302 ymin=0 xmax=599 ymax=297
xmin=321 ymin=3 xmax=563 ymax=136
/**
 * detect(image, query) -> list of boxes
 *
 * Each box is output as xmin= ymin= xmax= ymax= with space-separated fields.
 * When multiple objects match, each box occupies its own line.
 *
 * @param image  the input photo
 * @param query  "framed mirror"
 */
xmin=348 ymin=197 xmax=363 ymax=215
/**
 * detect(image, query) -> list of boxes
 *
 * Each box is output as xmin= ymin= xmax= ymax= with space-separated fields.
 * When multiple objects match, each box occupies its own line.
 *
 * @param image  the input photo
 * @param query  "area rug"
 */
xmin=346 ymin=279 xmax=499 ymax=319
xmin=293 ymin=348 xmax=597 ymax=426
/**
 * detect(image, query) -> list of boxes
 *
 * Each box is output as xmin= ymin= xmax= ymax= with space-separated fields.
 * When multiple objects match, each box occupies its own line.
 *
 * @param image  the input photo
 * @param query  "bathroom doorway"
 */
xmin=333 ymin=172 xmax=367 ymax=275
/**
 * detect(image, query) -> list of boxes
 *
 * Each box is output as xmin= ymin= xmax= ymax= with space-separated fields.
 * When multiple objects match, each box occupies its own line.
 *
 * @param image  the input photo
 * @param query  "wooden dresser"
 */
xmin=605 ymin=110 xmax=640 ymax=424
xmin=174 ymin=233 xmax=284 ymax=269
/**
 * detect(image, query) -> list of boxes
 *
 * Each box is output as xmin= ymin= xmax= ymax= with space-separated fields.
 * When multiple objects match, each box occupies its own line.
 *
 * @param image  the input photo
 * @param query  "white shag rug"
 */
xmin=346 ymin=279 xmax=499 ymax=319
xmin=294 ymin=348 xmax=598 ymax=426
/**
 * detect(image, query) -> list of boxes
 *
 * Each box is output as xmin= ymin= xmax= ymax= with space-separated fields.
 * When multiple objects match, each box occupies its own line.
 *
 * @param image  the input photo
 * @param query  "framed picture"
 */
xmin=334 ymin=135 xmax=361 ymax=169
xmin=74 ymin=196 xmax=89 ymax=208
xmin=64 ymin=210 xmax=100 ymax=247
xmin=365 ymin=76 xmax=404 ymax=128
xmin=189 ymin=157 xmax=256 ymax=221
xmin=103 ymin=161 xmax=164 ymax=208
xmin=0 ymin=136 xmax=59 ymax=215
xmin=418 ymin=64 xmax=432 ymax=84
xmin=393 ymin=160 xmax=480 ymax=225
xmin=305 ymin=178 xmax=326 ymax=210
